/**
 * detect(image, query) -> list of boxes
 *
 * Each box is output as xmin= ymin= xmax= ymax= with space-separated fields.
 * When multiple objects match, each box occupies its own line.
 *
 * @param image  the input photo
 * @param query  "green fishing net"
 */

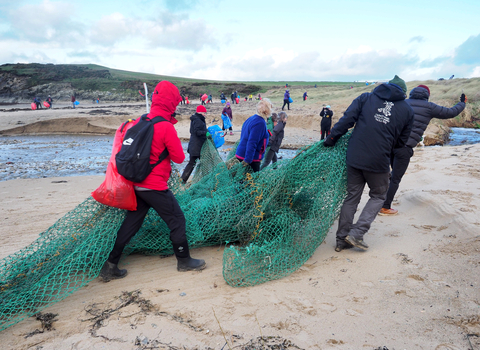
xmin=0 ymin=132 xmax=350 ymax=331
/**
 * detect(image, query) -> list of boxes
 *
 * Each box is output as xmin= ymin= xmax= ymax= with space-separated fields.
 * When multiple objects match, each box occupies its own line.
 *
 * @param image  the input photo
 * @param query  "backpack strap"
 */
xmin=120 ymin=118 xmax=134 ymax=133
xmin=148 ymin=115 xmax=169 ymax=171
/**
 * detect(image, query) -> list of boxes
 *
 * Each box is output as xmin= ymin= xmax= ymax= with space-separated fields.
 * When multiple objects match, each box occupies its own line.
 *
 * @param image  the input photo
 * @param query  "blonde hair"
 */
xmin=256 ymin=98 xmax=273 ymax=118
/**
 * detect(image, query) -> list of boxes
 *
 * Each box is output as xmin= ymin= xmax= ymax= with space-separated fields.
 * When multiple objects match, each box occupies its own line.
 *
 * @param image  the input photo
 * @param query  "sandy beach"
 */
xmin=1 ymin=101 xmax=479 ymax=349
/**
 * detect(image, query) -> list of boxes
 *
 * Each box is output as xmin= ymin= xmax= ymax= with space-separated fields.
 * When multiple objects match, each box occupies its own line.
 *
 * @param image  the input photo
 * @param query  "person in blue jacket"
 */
xmin=235 ymin=98 xmax=272 ymax=172
xmin=303 ymin=91 xmax=308 ymax=101
xmin=324 ymin=75 xmax=414 ymax=252
xmin=282 ymin=90 xmax=290 ymax=110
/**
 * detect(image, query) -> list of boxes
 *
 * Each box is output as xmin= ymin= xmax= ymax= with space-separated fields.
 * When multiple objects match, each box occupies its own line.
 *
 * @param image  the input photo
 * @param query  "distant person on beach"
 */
xmin=71 ymin=95 xmax=76 ymax=109
xmin=320 ymin=105 xmax=333 ymax=140
xmin=379 ymin=85 xmax=466 ymax=216
xmin=34 ymin=97 xmax=42 ymax=109
xmin=221 ymin=102 xmax=234 ymax=135
xmin=180 ymin=90 xmax=186 ymax=105
xmin=181 ymin=105 xmax=209 ymax=184
xmin=282 ymin=90 xmax=290 ymax=110
xmin=235 ymin=98 xmax=272 ymax=172
xmin=249 ymin=94 xmax=253 ymax=101
xmin=231 ymin=91 xmax=235 ymax=104
xmin=100 ymin=81 xmax=206 ymax=282
xmin=46 ymin=95 xmax=53 ymax=108
xmin=323 ymin=75 xmax=414 ymax=252
xmin=261 ymin=111 xmax=287 ymax=170
xmin=220 ymin=92 xmax=226 ymax=101
xmin=208 ymin=94 xmax=213 ymax=104
xmin=303 ymin=91 xmax=308 ymax=101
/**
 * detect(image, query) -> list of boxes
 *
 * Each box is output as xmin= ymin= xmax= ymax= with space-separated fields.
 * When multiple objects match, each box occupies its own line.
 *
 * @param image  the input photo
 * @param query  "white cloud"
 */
xmin=8 ymin=0 xmax=84 ymax=45
xmin=144 ymin=12 xmax=214 ymax=51
xmin=89 ymin=13 xmax=139 ymax=46
xmin=471 ymin=66 xmax=480 ymax=78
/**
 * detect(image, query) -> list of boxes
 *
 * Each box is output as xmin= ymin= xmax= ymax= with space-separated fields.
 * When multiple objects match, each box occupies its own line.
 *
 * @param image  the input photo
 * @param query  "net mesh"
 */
xmin=0 ymin=132 xmax=350 ymax=331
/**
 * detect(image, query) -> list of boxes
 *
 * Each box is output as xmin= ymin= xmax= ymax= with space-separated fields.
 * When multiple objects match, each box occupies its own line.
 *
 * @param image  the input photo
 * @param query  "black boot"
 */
xmin=173 ymin=241 xmax=206 ymax=272
xmin=99 ymin=261 xmax=128 ymax=282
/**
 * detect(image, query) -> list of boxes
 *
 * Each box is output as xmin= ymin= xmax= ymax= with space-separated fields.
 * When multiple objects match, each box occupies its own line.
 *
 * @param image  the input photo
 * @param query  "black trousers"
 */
xmin=321 ymin=121 xmax=332 ymax=140
xmin=282 ymin=99 xmax=290 ymax=110
xmin=108 ymin=189 xmax=187 ymax=264
xmin=236 ymin=157 xmax=260 ymax=172
xmin=383 ymin=146 xmax=414 ymax=209
xmin=250 ymin=162 xmax=261 ymax=172
xmin=181 ymin=155 xmax=200 ymax=183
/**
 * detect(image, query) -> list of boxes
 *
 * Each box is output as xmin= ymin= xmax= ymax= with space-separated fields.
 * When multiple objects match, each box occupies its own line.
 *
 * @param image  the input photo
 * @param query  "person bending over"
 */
xmin=235 ymin=99 xmax=272 ymax=172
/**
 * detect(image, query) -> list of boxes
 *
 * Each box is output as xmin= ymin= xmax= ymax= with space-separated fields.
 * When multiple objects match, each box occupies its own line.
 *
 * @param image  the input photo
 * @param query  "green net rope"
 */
xmin=0 ymin=132 xmax=350 ymax=331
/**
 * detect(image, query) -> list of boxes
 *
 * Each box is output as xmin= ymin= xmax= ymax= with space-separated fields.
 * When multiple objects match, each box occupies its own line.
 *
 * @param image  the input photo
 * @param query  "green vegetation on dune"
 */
xmin=0 ymin=63 xmax=362 ymax=102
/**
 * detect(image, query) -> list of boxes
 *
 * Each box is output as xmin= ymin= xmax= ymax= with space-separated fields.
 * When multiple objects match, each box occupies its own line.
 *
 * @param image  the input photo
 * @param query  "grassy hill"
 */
xmin=0 ymin=63 xmax=363 ymax=102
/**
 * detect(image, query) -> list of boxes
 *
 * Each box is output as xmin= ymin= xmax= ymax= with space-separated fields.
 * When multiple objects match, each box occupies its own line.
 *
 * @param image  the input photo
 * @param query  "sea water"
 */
xmin=0 ymin=135 xmax=297 ymax=181
xmin=447 ymin=127 xmax=480 ymax=146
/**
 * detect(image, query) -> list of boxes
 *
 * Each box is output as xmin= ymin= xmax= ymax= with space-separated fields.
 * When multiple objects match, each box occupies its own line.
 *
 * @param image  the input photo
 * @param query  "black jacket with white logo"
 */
xmin=326 ymin=83 xmax=414 ymax=173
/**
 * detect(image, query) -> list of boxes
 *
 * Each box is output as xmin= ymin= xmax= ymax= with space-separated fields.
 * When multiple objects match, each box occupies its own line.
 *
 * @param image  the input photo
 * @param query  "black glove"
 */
xmin=460 ymin=93 xmax=466 ymax=103
xmin=323 ymin=136 xmax=335 ymax=147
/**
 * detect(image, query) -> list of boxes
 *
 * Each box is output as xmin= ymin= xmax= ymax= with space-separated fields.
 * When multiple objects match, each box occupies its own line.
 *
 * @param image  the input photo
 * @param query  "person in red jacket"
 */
xmin=100 ymin=81 xmax=206 ymax=282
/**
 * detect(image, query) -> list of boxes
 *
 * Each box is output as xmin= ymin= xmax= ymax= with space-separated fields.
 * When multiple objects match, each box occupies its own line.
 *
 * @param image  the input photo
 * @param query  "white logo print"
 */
xmin=374 ymin=101 xmax=394 ymax=124
xmin=123 ymin=138 xmax=134 ymax=145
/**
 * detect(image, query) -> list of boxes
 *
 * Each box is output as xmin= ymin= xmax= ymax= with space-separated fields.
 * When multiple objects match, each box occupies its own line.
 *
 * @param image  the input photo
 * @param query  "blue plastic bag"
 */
xmin=288 ymin=97 xmax=293 ymax=103
xmin=74 ymin=101 xmax=80 ymax=105
xmin=221 ymin=113 xmax=232 ymax=129
xmin=207 ymin=125 xmax=225 ymax=148
xmin=221 ymin=99 xmax=226 ymax=104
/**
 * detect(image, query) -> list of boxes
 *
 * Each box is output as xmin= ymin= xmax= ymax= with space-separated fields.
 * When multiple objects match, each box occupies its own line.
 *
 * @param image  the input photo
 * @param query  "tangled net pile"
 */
xmin=0 ymin=132 xmax=350 ymax=331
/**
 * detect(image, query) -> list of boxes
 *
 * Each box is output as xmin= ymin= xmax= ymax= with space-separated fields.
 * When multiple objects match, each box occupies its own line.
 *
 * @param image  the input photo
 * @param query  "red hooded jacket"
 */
xmin=133 ymin=81 xmax=185 ymax=191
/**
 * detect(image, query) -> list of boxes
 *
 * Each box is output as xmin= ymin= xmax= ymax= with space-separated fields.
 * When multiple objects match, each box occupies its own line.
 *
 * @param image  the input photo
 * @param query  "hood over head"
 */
xmin=373 ymin=83 xmax=407 ymax=102
xmin=409 ymin=86 xmax=430 ymax=101
xmin=149 ymin=81 xmax=182 ymax=124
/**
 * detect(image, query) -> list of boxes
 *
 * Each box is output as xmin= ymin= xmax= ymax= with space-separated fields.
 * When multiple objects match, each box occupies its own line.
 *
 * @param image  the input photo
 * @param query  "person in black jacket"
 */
xmin=324 ymin=75 xmax=414 ymax=252
xmin=320 ymin=105 xmax=333 ymax=140
xmin=261 ymin=111 xmax=287 ymax=170
xmin=379 ymin=85 xmax=466 ymax=215
xmin=181 ymin=105 xmax=209 ymax=183
xmin=46 ymin=95 xmax=53 ymax=108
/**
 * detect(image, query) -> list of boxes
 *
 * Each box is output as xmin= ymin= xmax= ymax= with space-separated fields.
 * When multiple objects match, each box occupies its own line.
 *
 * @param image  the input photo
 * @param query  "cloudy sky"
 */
xmin=0 ymin=0 xmax=479 ymax=82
